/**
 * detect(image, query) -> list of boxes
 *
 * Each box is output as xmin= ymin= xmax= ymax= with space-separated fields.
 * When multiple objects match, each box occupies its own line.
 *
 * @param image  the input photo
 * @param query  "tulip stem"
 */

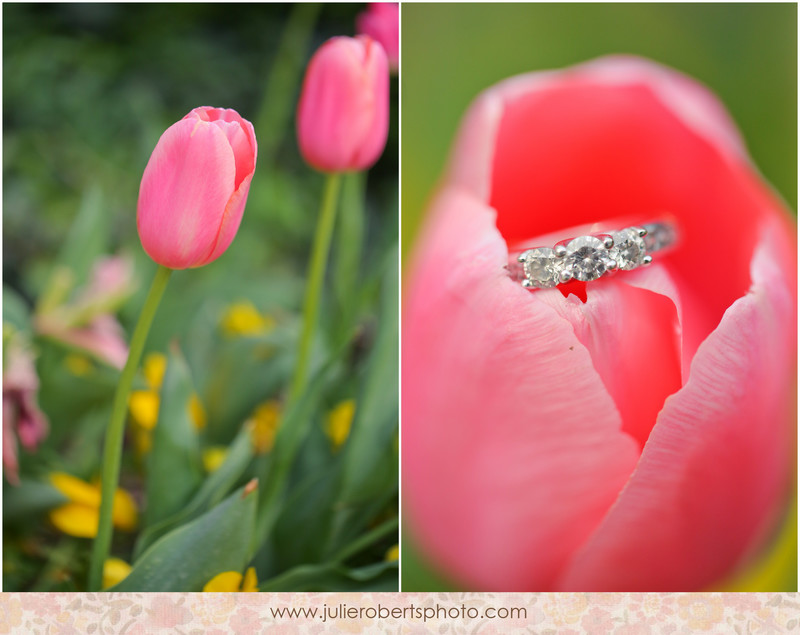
xmin=88 ymin=264 xmax=172 ymax=591
xmin=333 ymin=171 xmax=366 ymax=341
xmin=289 ymin=172 xmax=342 ymax=402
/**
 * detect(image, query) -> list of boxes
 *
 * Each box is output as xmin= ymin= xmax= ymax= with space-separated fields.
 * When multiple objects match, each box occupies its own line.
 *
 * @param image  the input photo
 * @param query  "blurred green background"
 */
xmin=401 ymin=3 xmax=797 ymax=259
xmin=4 ymin=3 xmax=398 ymax=591
xmin=401 ymin=2 xmax=796 ymax=591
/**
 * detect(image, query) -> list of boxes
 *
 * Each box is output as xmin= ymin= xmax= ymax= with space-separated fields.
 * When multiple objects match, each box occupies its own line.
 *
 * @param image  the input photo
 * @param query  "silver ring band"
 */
xmin=509 ymin=221 xmax=677 ymax=289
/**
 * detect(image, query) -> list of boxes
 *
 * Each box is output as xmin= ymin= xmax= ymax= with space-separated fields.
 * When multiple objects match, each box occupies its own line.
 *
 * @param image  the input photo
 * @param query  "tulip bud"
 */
xmin=356 ymin=3 xmax=399 ymax=71
xmin=137 ymin=107 xmax=257 ymax=269
xmin=297 ymin=36 xmax=389 ymax=172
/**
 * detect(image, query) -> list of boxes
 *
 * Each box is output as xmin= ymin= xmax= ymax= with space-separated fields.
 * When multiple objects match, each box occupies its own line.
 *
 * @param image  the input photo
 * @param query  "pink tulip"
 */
xmin=357 ymin=3 xmax=399 ymax=72
xmin=35 ymin=256 xmax=134 ymax=369
xmin=3 ymin=337 xmax=49 ymax=484
xmin=403 ymin=57 xmax=796 ymax=591
xmin=297 ymin=36 xmax=389 ymax=172
xmin=137 ymin=107 xmax=257 ymax=269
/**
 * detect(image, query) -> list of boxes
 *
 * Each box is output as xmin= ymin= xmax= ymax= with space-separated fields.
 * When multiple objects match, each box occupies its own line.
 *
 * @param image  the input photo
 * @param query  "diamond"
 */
xmin=610 ymin=228 xmax=647 ymax=270
xmin=564 ymin=235 xmax=608 ymax=281
xmin=643 ymin=223 xmax=676 ymax=253
xmin=522 ymin=247 xmax=560 ymax=288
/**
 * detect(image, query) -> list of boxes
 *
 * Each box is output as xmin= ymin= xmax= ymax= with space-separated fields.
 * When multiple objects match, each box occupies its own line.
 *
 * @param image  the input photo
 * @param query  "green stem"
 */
xmin=331 ymin=516 xmax=398 ymax=564
xmin=288 ymin=173 xmax=341 ymax=402
xmin=333 ymin=171 xmax=366 ymax=341
xmin=88 ymin=264 xmax=172 ymax=591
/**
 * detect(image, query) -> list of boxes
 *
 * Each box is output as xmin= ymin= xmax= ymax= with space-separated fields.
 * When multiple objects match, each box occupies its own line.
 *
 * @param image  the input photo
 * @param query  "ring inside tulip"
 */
xmin=404 ymin=57 xmax=796 ymax=591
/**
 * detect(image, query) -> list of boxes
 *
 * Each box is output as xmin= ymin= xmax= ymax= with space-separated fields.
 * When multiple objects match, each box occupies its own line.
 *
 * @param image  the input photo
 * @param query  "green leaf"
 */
xmin=259 ymin=560 xmax=398 ymax=592
xmin=271 ymin=464 xmax=338 ymax=567
xmin=3 ymin=480 xmax=68 ymax=523
xmin=133 ymin=420 xmax=255 ymax=559
xmin=253 ymin=1 xmax=322 ymax=166
xmin=3 ymin=285 xmax=31 ymax=334
xmin=255 ymin=357 xmax=339 ymax=543
xmin=143 ymin=346 xmax=203 ymax=528
xmin=327 ymin=248 xmax=399 ymax=550
xmin=56 ymin=183 xmax=108 ymax=285
xmin=112 ymin=481 xmax=258 ymax=591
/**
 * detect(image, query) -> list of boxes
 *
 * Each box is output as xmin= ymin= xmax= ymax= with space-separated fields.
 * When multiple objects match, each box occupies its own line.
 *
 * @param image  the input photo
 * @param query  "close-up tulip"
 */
xmin=137 ymin=106 xmax=257 ymax=270
xmin=297 ymin=35 xmax=389 ymax=173
xmin=402 ymin=56 xmax=796 ymax=591
xmin=357 ymin=3 xmax=399 ymax=72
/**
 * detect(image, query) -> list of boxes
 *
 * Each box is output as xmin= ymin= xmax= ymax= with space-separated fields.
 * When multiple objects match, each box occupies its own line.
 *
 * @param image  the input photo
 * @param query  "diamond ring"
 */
xmin=509 ymin=221 xmax=677 ymax=289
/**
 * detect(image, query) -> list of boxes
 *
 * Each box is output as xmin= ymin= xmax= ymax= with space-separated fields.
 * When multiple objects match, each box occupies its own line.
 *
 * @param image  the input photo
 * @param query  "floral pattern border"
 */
xmin=0 ymin=592 xmax=798 ymax=633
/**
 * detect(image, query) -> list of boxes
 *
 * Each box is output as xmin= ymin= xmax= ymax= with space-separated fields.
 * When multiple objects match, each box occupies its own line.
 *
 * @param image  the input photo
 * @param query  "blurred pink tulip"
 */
xmin=403 ymin=57 xmax=796 ymax=591
xmin=137 ymin=107 xmax=257 ymax=269
xmin=357 ymin=3 xmax=399 ymax=71
xmin=297 ymin=36 xmax=389 ymax=172
xmin=3 ymin=337 xmax=49 ymax=484
xmin=35 ymin=256 xmax=134 ymax=369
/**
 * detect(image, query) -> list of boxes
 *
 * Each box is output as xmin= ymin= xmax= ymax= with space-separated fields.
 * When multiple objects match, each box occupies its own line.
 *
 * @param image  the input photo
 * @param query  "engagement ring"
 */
xmin=509 ymin=221 xmax=677 ymax=289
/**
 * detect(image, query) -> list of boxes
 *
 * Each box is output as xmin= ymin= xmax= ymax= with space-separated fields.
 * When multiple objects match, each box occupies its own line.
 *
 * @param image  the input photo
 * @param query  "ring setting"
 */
xmin=512 ymin=222 xmax=676 ymax=289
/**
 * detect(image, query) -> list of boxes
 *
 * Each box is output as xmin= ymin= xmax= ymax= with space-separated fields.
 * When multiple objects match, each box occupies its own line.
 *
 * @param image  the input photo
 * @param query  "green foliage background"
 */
xmin=4 ymin=3 xmax=398 ymax=591
xmin=401 ymin=3 xmax=797 ymax=591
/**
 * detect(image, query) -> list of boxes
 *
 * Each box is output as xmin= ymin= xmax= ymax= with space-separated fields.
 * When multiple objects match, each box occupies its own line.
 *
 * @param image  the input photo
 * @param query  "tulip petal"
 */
xmin=184 ymin=106 xmax=257 ymax=190
xmin=189 ymin=110 xmax=257 ymax=267
xmin=404 ymin=187 xmax=641 ymax=590
xmin=200 ymin=171 xmax=254 ymax=266
xmin=540 ymin=276 xmax=682 ymax=448
xmin=557 ymin=220 xmax=796 ymax=591
xmin=137 ymin=118 xmax=235 ymax=269
xmin=210 ymin=119 xmax=255 ymax=190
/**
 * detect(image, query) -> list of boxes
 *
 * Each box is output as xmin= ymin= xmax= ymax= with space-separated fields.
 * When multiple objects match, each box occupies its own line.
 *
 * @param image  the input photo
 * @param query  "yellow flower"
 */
xmin=203 ymin=446 xmax=229 ymax=473
xmin=143 ymin=352 xmax=167 ymax=389
xmin=385 ymin=545 xmax=399 ymax=561
xmin=103 ymin=558 xmax=132 ymax=589
xmin=188 ymin=393 xmax=207 ymax=430
xmin=203 ymin=566 xmax=258 ymax=592
xmin=220 ymin=302 xmax=275 ymax=337
xmin=48 ymin=472 xmax=137 ymax=538
xmin=128 ymin=353 xmax=165 ymax=438
xmin=249 ymin=400 xmax=282 ymax=454
xmin=129 ymin=352 xmax=206 ymax=454
xmin=129 ymin=390 xmax=160 ymax=430
xmin=325 ymin=399 xmax=356 ymax=450
xmin=64 ymin=354 xmax=93 ymax=376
